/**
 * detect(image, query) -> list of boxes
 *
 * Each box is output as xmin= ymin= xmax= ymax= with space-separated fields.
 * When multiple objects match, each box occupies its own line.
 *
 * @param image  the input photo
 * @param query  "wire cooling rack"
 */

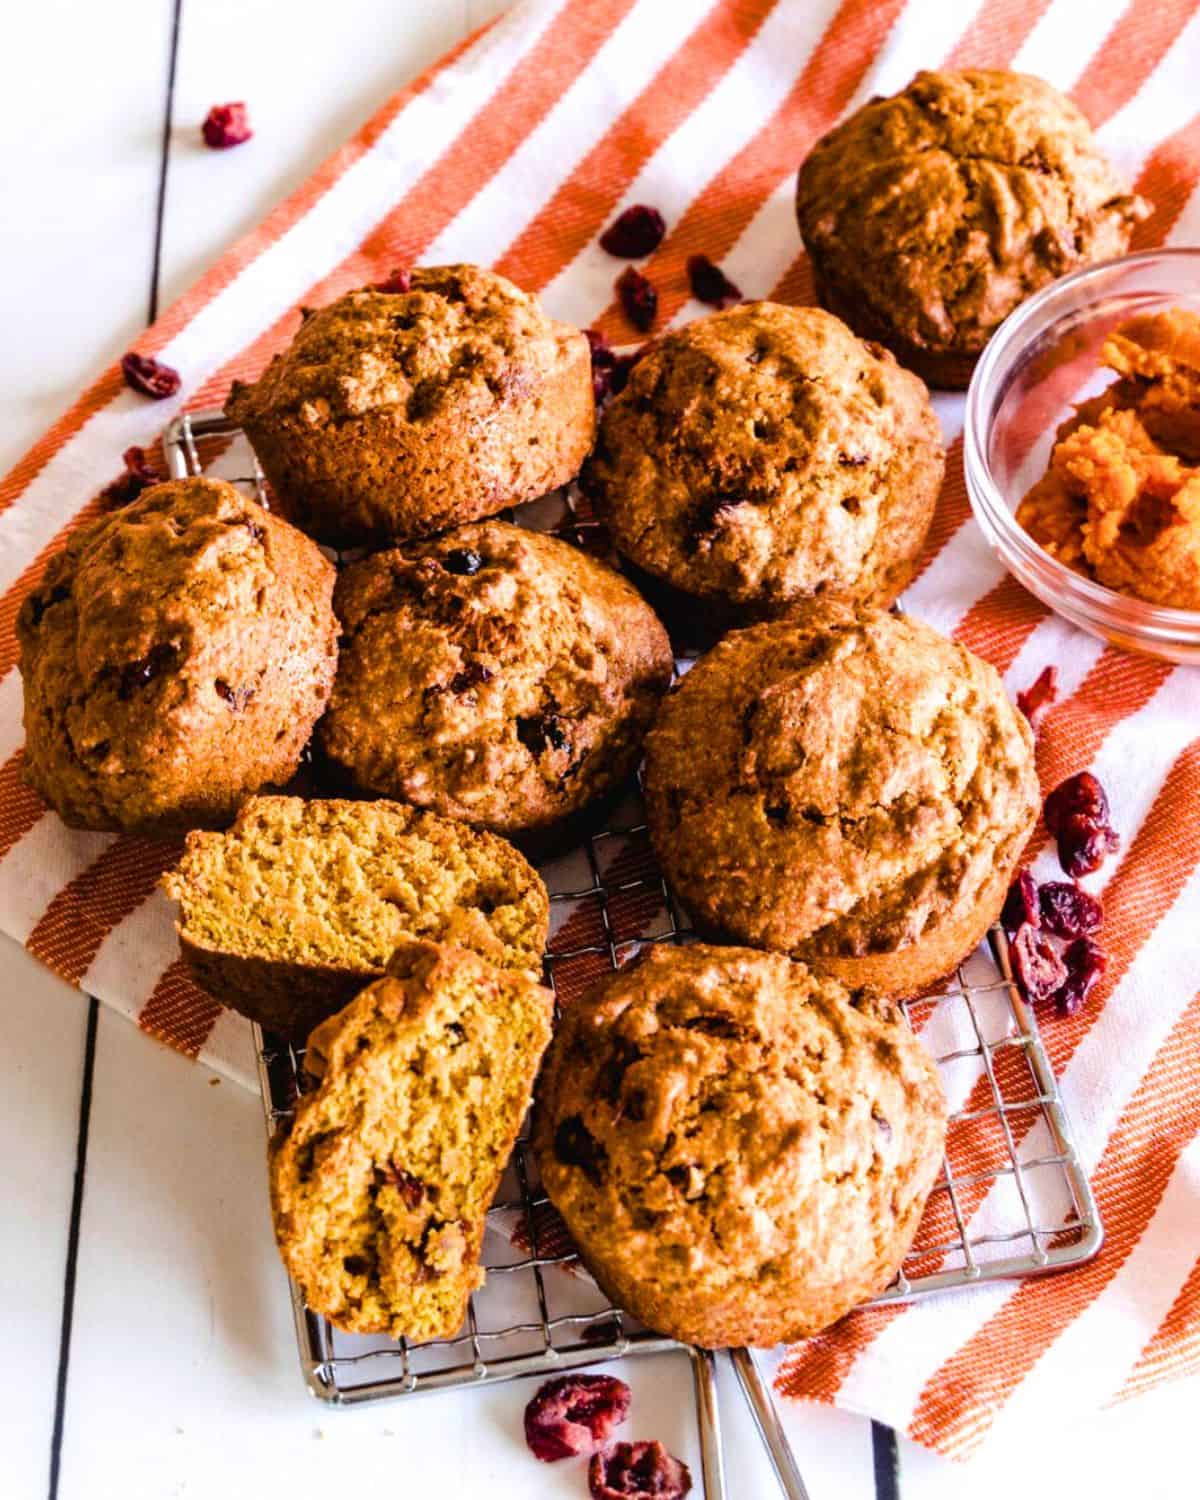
xmin=162 ymin=412 xmax=1103 ymax=1487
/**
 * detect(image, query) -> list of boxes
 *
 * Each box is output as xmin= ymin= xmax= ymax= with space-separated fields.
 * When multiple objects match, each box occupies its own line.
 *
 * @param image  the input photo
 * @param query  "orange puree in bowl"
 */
xmin=1016 ymin=308 xmax=1200 ymax=610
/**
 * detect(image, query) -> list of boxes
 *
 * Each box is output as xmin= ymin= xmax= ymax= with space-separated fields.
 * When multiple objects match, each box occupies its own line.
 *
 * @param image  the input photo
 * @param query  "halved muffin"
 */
xmin=270 ymin=940 xmax=554 ymax=1340
xmin=162 ymin=795 xmax=549 ymax=1038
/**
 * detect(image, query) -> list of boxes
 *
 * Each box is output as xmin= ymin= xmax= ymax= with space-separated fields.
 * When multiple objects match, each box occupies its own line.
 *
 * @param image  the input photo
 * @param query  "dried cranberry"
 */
xmin=202 ymin=102 xmax=252 ymax=150
xmin=589 ymin=1440 xmax=693 ymax=1499
xmin=1001 ymin=870 xmax=1040 ymax=936
xmin=1044 ymin=772 xmax=1119 ymax=878
xmin=214 ymin=680 xmax=254 ymax=711
xmin=25 ymin=583 xmax=69 ymax=628
xmin=374 ymin=267 xmax=412 ymax=294
xmin=121 ymin=352 xmax=181 ymax=400
xmin=686 ymin=254 xmax=742 ymax=309
xmin=517 ymin=714 xmax=568 ymax=756
xmin=587 ymin=328 xmax=619 ymax=402
xmin=553 ymin=1115 xmax=607 ymax=1186
xmin=441 ymin=548 xmax=483 ymax=576
xmin=384 ymin=1166 xmax=427 ymax=1209
xmin=1011 ymin=921 xmax=1068 ymax=1005
xmin=449 ymin=662 xmax=493 ymax=694
xmin=1017 ymin=665 xmax=1058 ymax=729
xmin=1038 ymin=881 xmax=1103 ymax=940
xmin=599 ymin=205 xmax=666 ymax=258
xmin=616 ymin=267 xmax=657 ymax=333
xmin=1055 ymin=938 xmax=1108 ymax=1016
xmin=523 ymin=1374 xmax=632 ymax=1462
xmin=1058 ymin=819 xmax=1120 ymax=879
xmin=100 ymin=446 xmax=159 ymax=509
xmin=118 ymin=643 xmax=178 ymax=700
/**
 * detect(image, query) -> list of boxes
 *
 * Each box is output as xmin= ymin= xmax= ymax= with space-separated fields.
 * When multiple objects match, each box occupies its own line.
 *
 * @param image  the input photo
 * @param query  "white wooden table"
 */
xmin=3 ymin=4 xmax=1196 ymax=1497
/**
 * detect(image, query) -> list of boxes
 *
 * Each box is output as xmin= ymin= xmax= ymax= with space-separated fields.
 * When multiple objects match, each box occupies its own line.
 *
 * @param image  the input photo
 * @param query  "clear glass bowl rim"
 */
xmin=964 ymin=246 xmax=1200 ymax=647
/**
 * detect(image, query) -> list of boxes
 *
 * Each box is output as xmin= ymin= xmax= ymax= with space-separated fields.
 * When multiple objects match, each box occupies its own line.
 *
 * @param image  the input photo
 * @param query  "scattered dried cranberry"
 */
xmin=523 ymin=1374 xmax=632 ymax=1462
xmin=202 ymin=102 xmax=252 ymax=150
xmin=616 ymin=267 xmax=658 ymax=333
xmin=686 ymin=254 xmax=742 ymax=309
xmin=1056 ymin=937 xmax=1108 ymax=1016
xmin=589 ymin=1440 xmax=692 ymax=1499
xmin=374 ymin=267 xmax=412 ymax=294
xmin=600 ymin=205 xmax=666 ymax=259
xmin=1017 ymin=665 xmax=1058 ymax=729
xmin=441 ymin=549 xmax=483 ymax=576
xmin=1044 ymin=771 xmax=1119 ymax=878
xmin=1039 ymin=881 xmax=1103 ymax=940
xmin=1011 ymin=921 xmax=1068 ymax=1005
xmin=1044 ymin=771 xmax=1109 ymax=835
xmin=100 ymin=446 xmax=158 ymax=509
xmin=1001 ymin=869 xmax=1040 ymax=936
xmin=121 ymin=352 xmax=181 ymax=400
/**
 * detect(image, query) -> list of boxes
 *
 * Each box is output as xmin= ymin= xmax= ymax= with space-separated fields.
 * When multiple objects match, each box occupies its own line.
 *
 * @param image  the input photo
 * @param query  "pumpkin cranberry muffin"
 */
xmin=270 ymin=940 xmax=553 ymax=1341
xmin=533 ymin=943 xmax=946 ymax=1347
xmin=17 ymin=478 xmax=337 ymax=835
xmin=796 ymin=70 xmax=1148 ymax=388
xmin=643 ymin=611 xmax=1039 ymax=993
xmin=582 ymin=304 xmax=943 ymax=619
xmin=163 ymin=795 xmax=549 ymax=1038
xmin=227 ymin=265 xmax=595 ymax=547
xmin=318 ymin=521 xmax=674 ymax=835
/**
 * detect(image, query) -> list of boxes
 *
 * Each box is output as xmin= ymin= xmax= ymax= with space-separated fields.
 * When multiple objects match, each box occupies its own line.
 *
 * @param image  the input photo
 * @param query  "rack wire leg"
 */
xmin=730 ymin=1348 xmax=810 ymax=1500
xmin=689 ymin=1347 xmax=726 ymax=1500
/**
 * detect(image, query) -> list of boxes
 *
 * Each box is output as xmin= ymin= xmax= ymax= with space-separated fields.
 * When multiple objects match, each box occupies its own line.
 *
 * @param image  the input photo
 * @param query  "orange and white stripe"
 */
xmin=1 ymin=0 xmax=1198 ymax=1457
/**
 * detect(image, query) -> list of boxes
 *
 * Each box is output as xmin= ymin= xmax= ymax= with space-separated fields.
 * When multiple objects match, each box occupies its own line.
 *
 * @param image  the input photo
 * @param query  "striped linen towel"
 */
xmin=2 ymin=0 xmax=1198 ymax=1459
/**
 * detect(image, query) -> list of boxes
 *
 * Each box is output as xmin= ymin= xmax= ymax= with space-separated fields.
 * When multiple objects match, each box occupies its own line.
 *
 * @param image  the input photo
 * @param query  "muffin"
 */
xmin=318 ymin=521 xmax=674 ymax=835
xmin=163 ymin=795 xmax=549 ymax=1038
xmin=270 ymin=940 xmax=553 ymax=1341
xmin=582 ymin=304 xmax=943 ymax=619
xmin=534 ymin=943 xmax=946 ymax=1347
xmin=226 ymin=264 xmax=595 ymax=547
xmin=643 ymin=610 xmax=1040 ymax=993
xmin=796 ymin=69 xmax=1149 ymax=388
xmin=17 ymin=478 xmax=337 ymax=835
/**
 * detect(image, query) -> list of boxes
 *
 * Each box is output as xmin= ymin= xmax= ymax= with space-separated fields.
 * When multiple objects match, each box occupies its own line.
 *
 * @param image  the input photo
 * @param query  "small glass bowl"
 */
xmin=964 ymin=247 xmax=1200 ymax=664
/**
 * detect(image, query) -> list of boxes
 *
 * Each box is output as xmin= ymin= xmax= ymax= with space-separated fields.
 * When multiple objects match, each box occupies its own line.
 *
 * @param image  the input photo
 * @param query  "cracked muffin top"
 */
xmin=796 ymin=69 xmax=1148 ymax=387
xmin=17 ymin=478 xmax=337 ymax=834
xmin=226 ymin=265 xmax=594 ymax=546
xmin=318 ymin=521 xmax=674 ymax=835
xmin=582 ymin=303 xmax=943 ymax=617
xmin=533 ymin=942 xmax=946 ymax=1347
xmin=643 ymin=610 xmax=1039 ymax=966
xmin=232 ymin=265 xmax=573 ymax=422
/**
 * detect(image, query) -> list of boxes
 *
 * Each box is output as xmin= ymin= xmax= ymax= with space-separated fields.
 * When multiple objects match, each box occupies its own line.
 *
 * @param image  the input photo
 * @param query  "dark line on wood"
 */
xmin=148 ymin=0 xmax=185 ymax=323
xmin=47 ymin=997 xmax=99 ymax=1500
xmin=871 ymin=1421 xmax=901 ymax=1500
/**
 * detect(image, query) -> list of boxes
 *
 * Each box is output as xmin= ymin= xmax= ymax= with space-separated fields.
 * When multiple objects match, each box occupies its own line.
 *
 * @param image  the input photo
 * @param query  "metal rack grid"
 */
xmin=162 ymin=411 xmax=1103 ymax=1445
